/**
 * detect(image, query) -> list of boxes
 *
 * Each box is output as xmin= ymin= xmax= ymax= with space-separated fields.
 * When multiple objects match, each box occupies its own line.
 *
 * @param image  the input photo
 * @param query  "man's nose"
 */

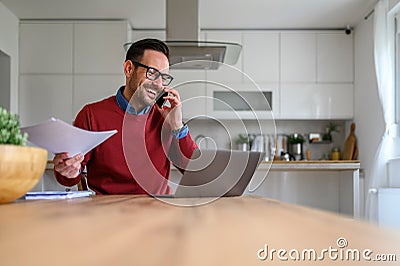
xmin=152 ymin=76 xmax=163 ymax=87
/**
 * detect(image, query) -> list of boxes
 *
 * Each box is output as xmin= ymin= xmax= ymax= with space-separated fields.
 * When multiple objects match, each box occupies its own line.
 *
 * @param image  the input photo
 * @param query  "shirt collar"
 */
xmin=116 ymin=86 xmax=151 ymax=115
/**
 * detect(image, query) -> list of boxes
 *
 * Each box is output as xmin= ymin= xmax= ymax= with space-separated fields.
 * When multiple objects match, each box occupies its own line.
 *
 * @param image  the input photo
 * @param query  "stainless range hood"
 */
xmin=165 ymin=0 xmax=241 ymax=69
xmin=124 ymin=0 xmax=241 ymax=70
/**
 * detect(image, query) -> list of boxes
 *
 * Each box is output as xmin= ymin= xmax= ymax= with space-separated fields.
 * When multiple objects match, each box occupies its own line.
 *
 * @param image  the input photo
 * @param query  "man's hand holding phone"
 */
xmin=155 ymin=87 xmax=184 ymax=131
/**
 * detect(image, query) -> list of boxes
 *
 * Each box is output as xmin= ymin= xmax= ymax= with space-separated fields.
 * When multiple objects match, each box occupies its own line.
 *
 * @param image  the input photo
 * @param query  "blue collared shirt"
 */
xmin=115 ymin=86 xmax=188 ymax=139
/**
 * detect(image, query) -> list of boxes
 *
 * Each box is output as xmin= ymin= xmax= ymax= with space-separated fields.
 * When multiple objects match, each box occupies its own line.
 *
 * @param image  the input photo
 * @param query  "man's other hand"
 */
xmin=53 ymin=153 xmax=84 ymax=179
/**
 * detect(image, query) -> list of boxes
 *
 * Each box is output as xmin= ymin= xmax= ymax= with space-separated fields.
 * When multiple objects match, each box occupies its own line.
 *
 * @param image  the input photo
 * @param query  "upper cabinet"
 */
xmin=19 ymin=21 xmax=128 ymax=125
xmin=19 ymin=26 xmax=354 ymax=123
xmin=317 ymin=33 xmax=354 ymax=83
xmin=130 ymin=30 xmax=166 ymax=43
xmin=169 ymin=69 xmax=207 ymax=121
xmin=204 ymin=30 xmax=243 ymax=83
xmin=279 ymin=31 xmax=354 ymax=119
xmin=74 ymin=21 xmax=128 ymax=74
xmin=243 ymin=32 xmax=280 ymax=83
xmin=281 ymin=32 xmax=317 ymax=83
xmin=20 ymin=23 xmax=73 ymax=74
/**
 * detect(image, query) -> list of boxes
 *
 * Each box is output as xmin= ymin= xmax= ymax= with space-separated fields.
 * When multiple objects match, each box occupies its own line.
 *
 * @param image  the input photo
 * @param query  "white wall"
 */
xmin=390 ymin=0 xmax=400 ymax=9
xmin=354 ymin=15 xmax=385 ymax=218
xmin=0 ymin=2 xmax=19 ymax=113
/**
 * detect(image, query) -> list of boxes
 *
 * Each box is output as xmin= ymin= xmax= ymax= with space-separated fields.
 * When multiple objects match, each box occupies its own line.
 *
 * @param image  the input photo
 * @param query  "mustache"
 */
xmin=140 ymin=83 xmax=163 ymax=91
xmin=141 ymin=83 xmax=162 ymax=92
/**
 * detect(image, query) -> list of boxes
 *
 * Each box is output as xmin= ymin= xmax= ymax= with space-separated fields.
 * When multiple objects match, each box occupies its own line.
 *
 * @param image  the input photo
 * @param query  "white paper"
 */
xmin=20 ymin=118 xmax=117 ymax=156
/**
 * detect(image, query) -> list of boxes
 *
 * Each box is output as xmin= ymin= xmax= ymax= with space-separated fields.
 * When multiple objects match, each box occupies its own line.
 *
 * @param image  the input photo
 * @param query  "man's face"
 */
xmin=128 ymin=50 xmax=170 ymax=107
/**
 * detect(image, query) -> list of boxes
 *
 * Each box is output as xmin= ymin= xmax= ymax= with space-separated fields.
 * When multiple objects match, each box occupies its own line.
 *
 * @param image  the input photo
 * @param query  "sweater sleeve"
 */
xmin=168 ymin=130 xmax=198 ymax=173
xmin=54 ymin=105 xmax=93 ymax=187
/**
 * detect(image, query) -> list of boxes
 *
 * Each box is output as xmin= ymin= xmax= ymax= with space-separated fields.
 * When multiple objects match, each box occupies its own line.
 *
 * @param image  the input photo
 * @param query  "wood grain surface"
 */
xmin=343 ymin=123 xmax=356 ymax=160
xmin=0 ymin=195 xmax=399 ymax=265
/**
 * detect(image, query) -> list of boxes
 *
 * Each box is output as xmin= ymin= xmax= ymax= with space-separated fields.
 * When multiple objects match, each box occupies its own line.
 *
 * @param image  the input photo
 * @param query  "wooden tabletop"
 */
xmin=0 ymin=195 xmax=399 ymax=265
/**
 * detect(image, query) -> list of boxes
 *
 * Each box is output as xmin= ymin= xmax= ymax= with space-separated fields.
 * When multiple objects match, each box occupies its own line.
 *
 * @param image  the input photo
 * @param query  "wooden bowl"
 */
xmin=0 ymin=145 xmax=47 ymax=203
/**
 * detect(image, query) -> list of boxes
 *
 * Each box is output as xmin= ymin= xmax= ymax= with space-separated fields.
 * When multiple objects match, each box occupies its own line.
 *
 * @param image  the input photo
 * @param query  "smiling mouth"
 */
xmin=146 ymin=88 xmax=158 ymax=99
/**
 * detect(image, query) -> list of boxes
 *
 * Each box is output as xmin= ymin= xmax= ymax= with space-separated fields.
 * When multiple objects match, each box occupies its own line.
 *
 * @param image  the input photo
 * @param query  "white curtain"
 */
xmin=366 ymin=0 xmax=400 ymax=222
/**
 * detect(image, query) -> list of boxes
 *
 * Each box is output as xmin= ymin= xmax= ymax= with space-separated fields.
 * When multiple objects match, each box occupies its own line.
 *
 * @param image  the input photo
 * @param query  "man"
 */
xmin=53 ymin=38 xmax=198 ymax=195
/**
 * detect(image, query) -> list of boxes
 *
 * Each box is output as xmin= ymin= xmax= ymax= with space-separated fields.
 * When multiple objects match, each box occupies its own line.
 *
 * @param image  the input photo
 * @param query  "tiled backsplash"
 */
xmin=187 ymin=119 xmax=347 ymax=161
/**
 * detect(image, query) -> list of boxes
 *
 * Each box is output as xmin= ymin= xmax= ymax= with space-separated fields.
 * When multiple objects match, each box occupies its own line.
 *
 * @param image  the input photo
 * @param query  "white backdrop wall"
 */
xmin=0 ymin=2 xmax=19 ymax=113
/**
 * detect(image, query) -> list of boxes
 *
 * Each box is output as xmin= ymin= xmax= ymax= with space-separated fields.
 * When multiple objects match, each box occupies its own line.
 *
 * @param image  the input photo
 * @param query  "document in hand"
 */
xmin=20 ymin=118 xmax=117 ymax=156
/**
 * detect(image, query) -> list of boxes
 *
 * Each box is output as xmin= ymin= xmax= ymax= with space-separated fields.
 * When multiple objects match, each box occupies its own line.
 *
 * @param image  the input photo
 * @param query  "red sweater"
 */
xmin=55 ymin=96 xmax=197 ymax=195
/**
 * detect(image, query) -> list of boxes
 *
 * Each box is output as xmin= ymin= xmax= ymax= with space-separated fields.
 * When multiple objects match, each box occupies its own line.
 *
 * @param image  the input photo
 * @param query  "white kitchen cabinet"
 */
xmin=19 ymin=21 xmax=129 ymax=126
xmin=317 ymin=33 xmax=354 ymax=83
xmin=19 ymin=22 xmax=73 ymax=74
xmin=130 ymin=30 xmax=206 ymax=42
xmin=246 ymin=162 xmax=360 ymax=217
xmin=73 ymin=75 xmax=125 ymax=117
xmin=169 ymin=69 xmax=207 ymax=121
xmin=243 ymin=32 xmax=280 ymax=83
xmin=281 ymin=32 xmax=317 ymax=83
xmin=19 ymin=75 xmax=73 ymax=125
xmin=280 ymin=83 xmax=353 ymax=119
xmin=130 ymin=30 xmax=166 ymax=42
xmin=206 ymin=83 xmax=277 ymax=120
xmin=74 ymin=21 xmax=128 ymax=74
xmin=205 ymin=31 xmax=243 ymax=83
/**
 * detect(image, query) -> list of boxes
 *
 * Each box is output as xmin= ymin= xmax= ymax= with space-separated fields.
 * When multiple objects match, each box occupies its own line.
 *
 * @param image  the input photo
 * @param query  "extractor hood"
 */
xmin=165 ymin=0 xmax=241 ymax=69
xmin=124 ymin=0 xmax=241 ymax=70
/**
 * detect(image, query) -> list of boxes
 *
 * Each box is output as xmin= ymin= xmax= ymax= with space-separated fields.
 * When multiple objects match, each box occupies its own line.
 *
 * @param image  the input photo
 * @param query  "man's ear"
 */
xmin=124 ymin=60 xmax=134 ymax=77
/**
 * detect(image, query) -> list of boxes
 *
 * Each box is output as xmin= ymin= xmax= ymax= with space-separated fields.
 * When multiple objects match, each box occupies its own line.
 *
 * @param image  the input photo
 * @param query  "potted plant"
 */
xmin=288 ymin=133 xmax=305 ymax=145
xmin=288 ymin=133 xmax=305 ymax=160
xmin=322 ymin=122 xmax=339 ymax=141
xmin=0 ymin=107 xmax=47 ymax=203
xmin=236 ymin=133 xmax=251 ymax=151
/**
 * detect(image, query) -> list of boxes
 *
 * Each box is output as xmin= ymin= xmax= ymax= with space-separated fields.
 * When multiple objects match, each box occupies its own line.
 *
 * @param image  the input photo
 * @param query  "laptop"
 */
xmin=154 ymin=149 xmax=265 ymax=198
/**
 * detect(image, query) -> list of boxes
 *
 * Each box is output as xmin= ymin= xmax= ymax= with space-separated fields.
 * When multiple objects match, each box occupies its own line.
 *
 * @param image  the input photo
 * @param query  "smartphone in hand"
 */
xmin=155 ymin=91 xmax=168 ymax=108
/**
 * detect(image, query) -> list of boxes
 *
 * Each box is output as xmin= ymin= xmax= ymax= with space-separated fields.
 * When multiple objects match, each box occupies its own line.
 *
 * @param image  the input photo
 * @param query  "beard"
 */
xmin=127 ymin=73 xmax=162 ymax=108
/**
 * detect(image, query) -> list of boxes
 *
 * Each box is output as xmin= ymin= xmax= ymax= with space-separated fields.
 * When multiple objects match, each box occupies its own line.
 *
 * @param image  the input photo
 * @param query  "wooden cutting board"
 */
xmin=343 ymin=123 xmax=356 ymax=160
xmin=352 ymin=146 xmax=358 ymax=160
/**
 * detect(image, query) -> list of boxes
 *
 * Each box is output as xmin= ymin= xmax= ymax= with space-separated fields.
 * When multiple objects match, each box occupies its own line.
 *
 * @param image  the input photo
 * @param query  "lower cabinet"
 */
xmin=245 ymin=168 xmax=356 ymax=216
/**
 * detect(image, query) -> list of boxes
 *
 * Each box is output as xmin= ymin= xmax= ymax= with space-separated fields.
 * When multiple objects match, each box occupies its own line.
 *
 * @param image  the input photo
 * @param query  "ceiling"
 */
xmin=1 ymin=0 xmax=378 ymax=29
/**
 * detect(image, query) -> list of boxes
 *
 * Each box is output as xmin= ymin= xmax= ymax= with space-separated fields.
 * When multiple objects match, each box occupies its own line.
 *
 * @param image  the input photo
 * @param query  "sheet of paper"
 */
xmin=20 ymin=118 xmax=117 ymax=156
xmin=25 ymin=190 xmax=94 ymax=200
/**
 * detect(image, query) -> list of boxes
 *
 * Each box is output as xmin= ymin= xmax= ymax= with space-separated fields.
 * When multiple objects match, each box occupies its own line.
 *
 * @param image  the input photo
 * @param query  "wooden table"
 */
xmin=0 ymin=195 xmax=399 ymax=265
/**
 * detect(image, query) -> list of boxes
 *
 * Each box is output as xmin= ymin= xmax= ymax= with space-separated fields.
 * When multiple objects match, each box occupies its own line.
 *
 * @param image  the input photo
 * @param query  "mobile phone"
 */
xmin=155 ymin=91 xmax=168 ymax=108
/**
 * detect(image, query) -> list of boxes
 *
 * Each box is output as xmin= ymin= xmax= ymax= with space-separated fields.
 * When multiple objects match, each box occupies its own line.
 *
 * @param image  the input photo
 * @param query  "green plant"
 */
xmin=236 ymin=133 xmax=250 ymax=145
xmin=322 ymin=122 xmax=339 ymax=141
xmin=0 ymin=106 xmax=28 ymax=145
xmin=288 ymin=134 xmax=305 ymax=144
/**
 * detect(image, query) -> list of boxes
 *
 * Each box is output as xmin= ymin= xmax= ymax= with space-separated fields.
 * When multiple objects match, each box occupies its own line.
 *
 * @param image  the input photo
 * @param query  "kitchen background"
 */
xmin=13 ymin=23 xmax=353 ymax=162
xmin=1 ymin=0 xmax=399 ymax=220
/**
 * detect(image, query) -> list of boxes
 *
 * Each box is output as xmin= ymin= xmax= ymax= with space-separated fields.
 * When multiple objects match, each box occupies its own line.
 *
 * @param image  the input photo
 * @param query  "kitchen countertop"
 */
xmin=47 ymin=160 xmax=361 ymax=170
xmin=168 ymin=160 xmax=361 ymax=171
xmin=0 ymin=195 xmax=398 ymax=265
xmin=262 ymin=160 xmax=360 ymax=170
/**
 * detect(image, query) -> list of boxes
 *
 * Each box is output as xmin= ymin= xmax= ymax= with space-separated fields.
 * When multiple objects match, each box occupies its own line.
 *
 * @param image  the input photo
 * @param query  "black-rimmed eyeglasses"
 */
xmin=131 ymin=61 xmax=174 ymax=86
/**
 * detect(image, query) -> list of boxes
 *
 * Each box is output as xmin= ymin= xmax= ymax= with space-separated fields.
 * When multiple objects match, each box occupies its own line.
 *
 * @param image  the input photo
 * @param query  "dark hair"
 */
xmin=125 ymin=38 xmax=169 ymax=62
